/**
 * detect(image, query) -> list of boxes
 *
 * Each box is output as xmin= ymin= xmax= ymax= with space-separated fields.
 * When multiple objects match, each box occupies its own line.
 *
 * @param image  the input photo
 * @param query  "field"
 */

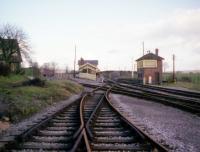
xmin=0 ymin=75 xmax=83 ymax=122
xmin=162 ymin=72 xmax=200 ymax=91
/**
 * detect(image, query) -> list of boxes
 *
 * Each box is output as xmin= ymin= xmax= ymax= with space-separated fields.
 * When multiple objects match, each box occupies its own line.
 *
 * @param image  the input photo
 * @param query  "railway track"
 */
xmin=83 ymin=90 xmax=168 ymax=151
xmin=113 ymin=83 xmax=200 ymax=115
xmin=1 ymin=86 xmax=168 ymax=151
xmin=118 ymin=82 xmax=200 ymax=101
xmin=83 ymin=93 xmax=104 ymax=123
xmin=81 ymin=82 xmax=200 ymax=115
xmin=1 ymin=100 xmax=85 ymax=152
xmin=118 ymin=79 xmax=200 ymax=99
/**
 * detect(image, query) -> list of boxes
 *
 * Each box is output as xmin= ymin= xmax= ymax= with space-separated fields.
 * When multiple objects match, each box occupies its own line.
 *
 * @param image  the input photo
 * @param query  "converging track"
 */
xmin=118 ymin=79 xmax=200 ymax=99
xmin=1 ymin=86 xmax=169 ymax=151
xmin=81 ymin=82 xmax=200 ymax=115
xmin=83 ymin=89 xmax=168 ymax=151
xmin=113 ymin=83 xmax=200 ymax=115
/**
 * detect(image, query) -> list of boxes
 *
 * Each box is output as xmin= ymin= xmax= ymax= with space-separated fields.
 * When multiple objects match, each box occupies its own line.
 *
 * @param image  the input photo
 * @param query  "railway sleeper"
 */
xmin=31 ymin=136 xmax=73 ymax=143
xmin=4 ymin=101 xmax=82 ymax=152
xmin=95 ymin=119 xmax=120 ymax=123
xmin=92 ymin=127 xmax=124 ymax=131
xmin=45 ymin=126 xmax=77 ymax=131
xmin=94 ymin=136 xmax=136 ymax=143
xmin=54 ymin=116 xmax=79 ymax=120
xmin=51 ymin=119 xmax=79 ymax=123
xmin=19 ymin=142 xmax=73 ymax=150
xmin=94 ymin=122 xmax=120 ymax=127
xmin=38 ymin=130 xmax=74 ymax=136
xmin=52 ymin=122 xmax=79 ymax=127
xmin=91 ymin=143 xmax=152 ymax=151
xmin=93 ymin=130 xmax=131 ymax=136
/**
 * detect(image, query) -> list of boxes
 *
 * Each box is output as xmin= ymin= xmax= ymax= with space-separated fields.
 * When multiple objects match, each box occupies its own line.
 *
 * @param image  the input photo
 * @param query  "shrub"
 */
xmin=180 ymin=76 xmax=192 ymax=82
xmin=22 ymin=78 xmax=46 ymax=87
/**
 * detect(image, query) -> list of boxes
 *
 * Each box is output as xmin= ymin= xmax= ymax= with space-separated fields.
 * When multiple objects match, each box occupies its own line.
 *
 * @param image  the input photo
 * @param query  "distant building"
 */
xmin=98 ymin=71 xmax=134 ymax=80
xmin=40 ymin=67 xmax=55 ymax=78
xmin=136 ymin=49 xmax=164 ymax=84
xmin=78 ymin=57 xmax=100 ymax=80
xmin=0 ymin=38 xmax=22 ymax=72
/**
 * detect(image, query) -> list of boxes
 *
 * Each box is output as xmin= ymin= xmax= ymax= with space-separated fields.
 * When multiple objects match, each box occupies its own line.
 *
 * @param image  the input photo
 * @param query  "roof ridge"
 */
xmin=136 ymin=53 xmax=164 ymax=61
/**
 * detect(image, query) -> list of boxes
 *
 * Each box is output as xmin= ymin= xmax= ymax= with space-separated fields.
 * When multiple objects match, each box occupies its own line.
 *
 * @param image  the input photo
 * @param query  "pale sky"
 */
xmin=1 ymin=0 xmax=200 ymax=71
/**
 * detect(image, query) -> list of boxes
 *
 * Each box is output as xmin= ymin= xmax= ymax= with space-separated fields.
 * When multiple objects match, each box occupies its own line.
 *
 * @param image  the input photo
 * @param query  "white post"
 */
xmin=143 ymin=77 xmax=146 ymax=84
xmin=132 ymin=58 xmax=134 ymax=78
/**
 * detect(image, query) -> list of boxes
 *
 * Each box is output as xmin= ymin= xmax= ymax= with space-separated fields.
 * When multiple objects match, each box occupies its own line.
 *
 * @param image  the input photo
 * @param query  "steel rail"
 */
xmin=77 ymin=86 xmax=107 ymax=152
xmin=71 ymin=84 xmax=105 ymax=151
xmin=70 ymin=94 xmax=88 ymax=152
xmin=91 ymin=84 xmax=106 ymax=93
xmin=82 ymin=82 xmax=200 ymax=107
xmin=82 ymin=86 xmax=168 ymax=151
xmin=115 ymin=84 xmax=200 ymax=107
xmin=119 ymin=79 xmax=200 ymax=99
xmin=85 ymin=95 xmax=105 ymax=140
xmin=83 ymin=129 xmax=92 ymax=152
xmin=105 ymin=87 xmax=169 ymax=152
xmin=81 ymin=83 xmax=200 ymax=115
xmin=1 ymin=98 xmax=83 ymax=151
xmin=74 ymin=94 xmax=87 ymax=139
xmin=117 ymin=83 xmax=200 ymax=104
xmin=79 ymin=96 xmax=100 ymax=151
xmin=112 ymin=85 xmax=200 ymax=115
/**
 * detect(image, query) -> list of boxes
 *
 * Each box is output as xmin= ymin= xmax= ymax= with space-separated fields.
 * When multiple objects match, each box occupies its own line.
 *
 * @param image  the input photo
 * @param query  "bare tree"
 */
xmin=0 ymin=24 xmax=32 ymax=72
xmin=65 ymin=65 xmax=69 ymax=74
xmin=41 ymin=62 xmax=57 ymax=77
xmin=50 ymin=62 xmax=57 ymax=76
xmin=31 ymin=62 xmax=40 ymax=78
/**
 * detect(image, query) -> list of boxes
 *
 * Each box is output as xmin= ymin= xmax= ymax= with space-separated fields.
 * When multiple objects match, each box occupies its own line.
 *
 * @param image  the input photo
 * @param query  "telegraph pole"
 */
xmin=73 ymin=45 xmax=76 ymax=78
xmin=142 ymin=41 xmax=144 ymax=55
xmin=132 ymin=58 xmax=134 ymax=78
xmin=172 ymin=54 xmax=175 ymax=82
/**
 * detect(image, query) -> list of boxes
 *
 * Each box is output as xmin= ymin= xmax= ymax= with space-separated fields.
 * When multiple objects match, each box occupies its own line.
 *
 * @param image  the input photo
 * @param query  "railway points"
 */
xmin=0 ymin=85 xmax=168 ymax=151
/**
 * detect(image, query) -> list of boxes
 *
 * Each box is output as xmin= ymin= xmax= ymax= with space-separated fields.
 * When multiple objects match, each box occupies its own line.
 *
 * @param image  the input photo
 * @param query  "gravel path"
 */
xmin=110 ymin=94 xmax=200 ymax=152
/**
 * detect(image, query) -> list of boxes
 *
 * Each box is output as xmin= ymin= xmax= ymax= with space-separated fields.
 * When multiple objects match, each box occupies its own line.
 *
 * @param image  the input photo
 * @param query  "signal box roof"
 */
xmin=136 ymin=53 xmax=164 ymax=61
xmin=78 ymin=59 xmax=98 ymax=66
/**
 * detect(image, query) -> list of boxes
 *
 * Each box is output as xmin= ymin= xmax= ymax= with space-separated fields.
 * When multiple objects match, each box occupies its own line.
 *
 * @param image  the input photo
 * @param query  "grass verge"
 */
xmin=0 ymin=75 xmax=83 ymax=122
xmin=162 ymin=81 xmax=200 ymax=91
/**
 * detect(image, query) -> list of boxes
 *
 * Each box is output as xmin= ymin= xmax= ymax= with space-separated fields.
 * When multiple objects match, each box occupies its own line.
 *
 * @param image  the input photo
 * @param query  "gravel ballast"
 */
xmin=110 ymin=94 xmax=200 ymax=152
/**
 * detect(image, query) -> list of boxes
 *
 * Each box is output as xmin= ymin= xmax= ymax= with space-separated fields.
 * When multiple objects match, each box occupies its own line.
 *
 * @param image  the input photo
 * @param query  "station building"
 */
xmin=78 ymin=58 xmax=100 ymax=80
xmin=136 ymin=49 xmax=164 ymax=84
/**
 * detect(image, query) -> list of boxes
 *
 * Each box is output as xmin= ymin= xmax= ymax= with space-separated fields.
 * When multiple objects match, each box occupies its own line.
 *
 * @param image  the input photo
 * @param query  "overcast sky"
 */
xmin=1 ymin=0 xmax=200 ymax=71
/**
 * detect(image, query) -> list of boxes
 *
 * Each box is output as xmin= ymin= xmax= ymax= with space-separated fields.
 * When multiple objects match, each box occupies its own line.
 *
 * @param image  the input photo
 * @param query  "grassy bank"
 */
xmin=0 ymin=75 xmax=83 ymax=122
xmin=162 ymin=81 xmax=200 ymax=91
xmin=162 ymin=72 xmax=200 ymax=91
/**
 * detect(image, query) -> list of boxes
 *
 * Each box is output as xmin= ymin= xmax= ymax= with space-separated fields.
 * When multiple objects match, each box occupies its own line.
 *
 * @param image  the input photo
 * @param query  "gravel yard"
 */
xmin=110 ymin=94 xmax=200 ymax=152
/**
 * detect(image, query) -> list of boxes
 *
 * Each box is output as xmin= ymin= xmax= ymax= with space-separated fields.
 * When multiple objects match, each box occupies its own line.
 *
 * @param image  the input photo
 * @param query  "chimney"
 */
xmin=155 ymin=48 xmax=159 ymax=56
xmin=79 ymin=57 xmax=84 ymax=66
